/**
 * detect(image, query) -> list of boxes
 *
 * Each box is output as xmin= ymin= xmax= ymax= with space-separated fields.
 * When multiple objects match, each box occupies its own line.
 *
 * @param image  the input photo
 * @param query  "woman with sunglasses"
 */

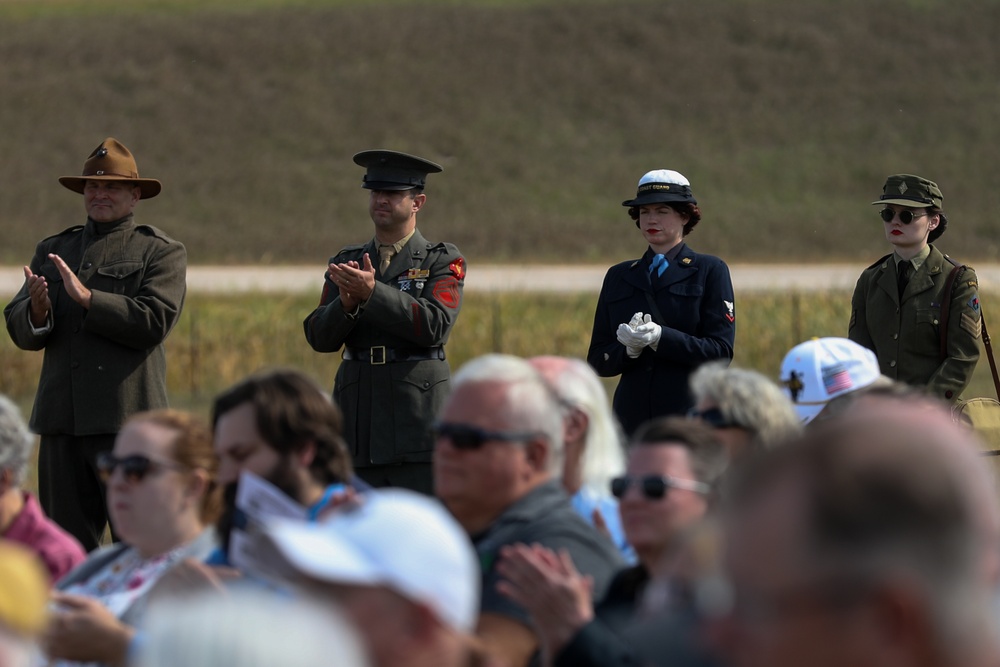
xmin=849 ymin=174 xmax=981 ymax=402
xmin=496 ymin=418 xmax=726 ymax=667
xmin=588 ymin=169 xmax=736 ymax=437
xmin=45 ymin=409 xmax=221 ymax=666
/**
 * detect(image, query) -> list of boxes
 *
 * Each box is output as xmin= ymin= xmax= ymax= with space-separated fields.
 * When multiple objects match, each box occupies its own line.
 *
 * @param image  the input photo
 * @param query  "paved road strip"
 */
xmin=2 ymin=264 xmax=999 ymax=295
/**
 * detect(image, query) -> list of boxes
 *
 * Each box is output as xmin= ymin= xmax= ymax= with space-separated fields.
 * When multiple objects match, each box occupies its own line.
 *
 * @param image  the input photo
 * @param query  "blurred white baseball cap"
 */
xmin=259 ymin=489 xmax=480 ymax=633
xmin=780 ymin=337 xmax=885 ymax=424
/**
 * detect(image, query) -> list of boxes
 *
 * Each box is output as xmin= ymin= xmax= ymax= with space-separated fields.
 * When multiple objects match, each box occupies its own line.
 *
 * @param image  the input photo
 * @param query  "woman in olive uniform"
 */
xmin=587 ymin=170 xmax=736 ymax=436
xmin=848 ymin=174 xmax=980 ymax=402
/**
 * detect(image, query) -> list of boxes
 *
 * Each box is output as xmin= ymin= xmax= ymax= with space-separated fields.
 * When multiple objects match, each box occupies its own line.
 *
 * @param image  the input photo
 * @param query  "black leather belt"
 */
xmin=343 ymin=346 xmax=446 ymax=365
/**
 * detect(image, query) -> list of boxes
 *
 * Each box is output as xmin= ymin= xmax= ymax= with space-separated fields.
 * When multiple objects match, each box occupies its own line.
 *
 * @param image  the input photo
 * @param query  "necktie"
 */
xmin=650 ymin=254 xmax=668 ymax=278
xmin=897 ymin=261 xmax=912 ymax=299
xmin=378 ymin=245 xmax=395 ymax=275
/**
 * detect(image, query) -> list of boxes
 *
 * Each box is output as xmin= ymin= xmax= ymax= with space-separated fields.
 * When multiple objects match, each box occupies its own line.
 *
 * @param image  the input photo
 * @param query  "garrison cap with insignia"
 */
xmin=622 ymin=169 xmax=697 ymax=207
xmin=353 ymin=150 xmax=443 ymax=191
xmin=58 ymin=138 xmax=162 ymax=199
xmin=872 ymin=174 xmax=943 ymax=209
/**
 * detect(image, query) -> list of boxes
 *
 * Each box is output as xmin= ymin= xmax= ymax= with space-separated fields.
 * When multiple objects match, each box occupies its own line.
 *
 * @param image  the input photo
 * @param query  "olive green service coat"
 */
xmin=848 ymin=245 xmax=980 ymax=402
xmin=304 ymin=229 xmax=464 ymax=467
xmin=4 ymin=216 xmax=187 ymax=435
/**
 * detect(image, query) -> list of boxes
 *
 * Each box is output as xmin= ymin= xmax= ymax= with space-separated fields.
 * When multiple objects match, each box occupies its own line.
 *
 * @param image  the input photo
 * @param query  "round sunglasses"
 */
xmin=879 ymin=208 xmax=929 ymax=225
xmin=96 ymin=452 xmax=188 ymax=484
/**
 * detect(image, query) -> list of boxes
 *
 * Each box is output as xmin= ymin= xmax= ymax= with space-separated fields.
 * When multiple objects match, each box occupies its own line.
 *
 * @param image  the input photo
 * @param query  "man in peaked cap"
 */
xmin=304 ymin=150 xmax=465 ymax=495
xmin=848 ymin=174 xmax=980 ymax=402
xmin=4 ymin=138 xmax=187 ymax=551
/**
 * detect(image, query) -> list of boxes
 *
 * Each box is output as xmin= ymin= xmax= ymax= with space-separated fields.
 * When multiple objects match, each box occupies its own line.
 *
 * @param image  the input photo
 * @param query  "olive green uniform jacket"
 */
xmin=4 ymin=215 xmax=187 ymax=435
xmin=848 ymin=245 xmax=980 ymax=402
xmin=303 ymin=229 xmax=464 ymax=466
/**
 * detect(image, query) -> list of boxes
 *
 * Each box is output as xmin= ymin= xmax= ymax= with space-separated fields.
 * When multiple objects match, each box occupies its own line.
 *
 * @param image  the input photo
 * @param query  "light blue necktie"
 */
xmin=650 ymin=254 xmax=668 ymax=278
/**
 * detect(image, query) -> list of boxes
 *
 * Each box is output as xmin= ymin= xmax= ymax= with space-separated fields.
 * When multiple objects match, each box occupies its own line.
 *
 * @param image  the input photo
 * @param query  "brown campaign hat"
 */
xmin=59 ymin=137 xmax=162 ymax=199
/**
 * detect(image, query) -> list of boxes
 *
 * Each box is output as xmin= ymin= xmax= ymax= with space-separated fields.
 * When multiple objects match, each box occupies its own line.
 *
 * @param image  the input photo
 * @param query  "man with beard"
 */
xmin=208 ymin=368 xmax=365 ymax=565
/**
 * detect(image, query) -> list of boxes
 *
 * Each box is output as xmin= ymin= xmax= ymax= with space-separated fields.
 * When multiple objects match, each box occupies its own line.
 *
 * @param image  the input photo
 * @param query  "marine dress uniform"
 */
xmin=304 ymin=151 xmax=464 ymax=494
xmin=588 ymin=170 xmax=736 ymax=436
xmin=848 ymin=174 xmax=980 ymax=403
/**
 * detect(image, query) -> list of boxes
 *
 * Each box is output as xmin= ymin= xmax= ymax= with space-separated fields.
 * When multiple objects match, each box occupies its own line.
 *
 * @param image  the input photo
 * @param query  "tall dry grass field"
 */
xmin=5 ymin=290 xmax=1000 ymax=417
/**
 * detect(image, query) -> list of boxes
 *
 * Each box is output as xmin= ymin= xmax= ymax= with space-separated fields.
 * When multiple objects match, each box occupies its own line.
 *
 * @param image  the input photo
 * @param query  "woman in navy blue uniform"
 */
xmin=587 ymin=170 xmax=736 ymax=436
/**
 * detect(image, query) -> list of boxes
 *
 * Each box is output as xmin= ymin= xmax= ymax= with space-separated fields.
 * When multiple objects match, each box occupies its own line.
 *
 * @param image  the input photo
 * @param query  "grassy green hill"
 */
xmin=1 ymin=0 xmax=998 ymax=265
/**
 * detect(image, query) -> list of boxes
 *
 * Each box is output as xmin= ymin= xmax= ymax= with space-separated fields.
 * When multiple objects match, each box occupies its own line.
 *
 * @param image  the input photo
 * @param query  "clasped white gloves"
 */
xmin=616 ymin=312 xmax=662 ymax=358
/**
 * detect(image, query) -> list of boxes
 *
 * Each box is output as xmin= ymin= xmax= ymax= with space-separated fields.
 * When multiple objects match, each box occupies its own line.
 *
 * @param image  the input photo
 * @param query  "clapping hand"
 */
xmin=617 ymin=312 xmax=661 ymax=356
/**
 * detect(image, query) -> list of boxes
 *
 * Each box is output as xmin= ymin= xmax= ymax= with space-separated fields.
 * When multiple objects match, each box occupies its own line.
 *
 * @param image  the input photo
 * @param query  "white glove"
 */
xmin=617 ymin=323 xmax=645 ymax=358
xmin=617 ymin=313 xmax=657 ymax=358
xmin=633 ymin=318 xmax=662 ymax=351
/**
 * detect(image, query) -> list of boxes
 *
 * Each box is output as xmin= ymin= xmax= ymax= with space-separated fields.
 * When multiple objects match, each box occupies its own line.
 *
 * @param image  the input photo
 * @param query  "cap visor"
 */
xmin=362 ymin=181 xmax=417 ymax=191
xmin=871 ymin=198 xmax=932 ymax=208
xmin=794 ymin=402 xmax=826 ymax=425
xmin=264 ymin=519 xmax=382 ymax=586
xmin=622 ymin=192 xmax=695 ymax=207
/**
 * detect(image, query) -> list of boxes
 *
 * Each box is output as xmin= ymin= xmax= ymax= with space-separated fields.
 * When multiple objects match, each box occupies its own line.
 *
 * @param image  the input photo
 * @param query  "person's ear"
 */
xmin=564 ymin=408 xmax=589 ymax=445
xmin=297 ymin=441 xmax=317 ymax=468
xmin=524 ymin=437 xmax=550 ymax=473
xmin=411 ymin=193 xmax=427 ymax=213
xmin=185 ymin=468 xmax=210 ymax=504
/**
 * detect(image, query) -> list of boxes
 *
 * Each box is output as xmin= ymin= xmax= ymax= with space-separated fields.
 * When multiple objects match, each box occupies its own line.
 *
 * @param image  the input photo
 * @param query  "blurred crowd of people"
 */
xmin=2 ymin=335 xmax=998 ymax=667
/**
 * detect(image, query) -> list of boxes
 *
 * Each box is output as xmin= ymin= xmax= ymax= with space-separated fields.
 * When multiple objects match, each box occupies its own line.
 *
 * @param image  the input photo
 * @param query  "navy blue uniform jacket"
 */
xmin=587 ymin=244 xmax=736 ymax=435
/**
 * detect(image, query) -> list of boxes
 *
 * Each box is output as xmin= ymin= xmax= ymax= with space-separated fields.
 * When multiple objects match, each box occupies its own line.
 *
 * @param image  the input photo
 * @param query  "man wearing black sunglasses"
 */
xmin=433 ymin=354 xmax=622 ymax=667
xmin=849 ymin=174 xmax=980 ymax=403
xmin=496 ymin=417 xmax=726 ymax=667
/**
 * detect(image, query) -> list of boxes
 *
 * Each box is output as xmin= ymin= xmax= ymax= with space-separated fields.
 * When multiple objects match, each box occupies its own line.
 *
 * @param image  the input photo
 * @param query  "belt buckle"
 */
xmin=370 ymin=346 xmax=387 ymax=365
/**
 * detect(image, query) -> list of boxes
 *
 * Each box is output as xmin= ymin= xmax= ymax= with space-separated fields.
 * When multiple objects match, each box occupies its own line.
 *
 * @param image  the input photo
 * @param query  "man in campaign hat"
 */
xmin=848 ymin=174 xmax=980 ymax=402
xmin=4 ymin=138 xmax=187 ymax=551
xmin=304 ymin=150 xmax=465 ymax=494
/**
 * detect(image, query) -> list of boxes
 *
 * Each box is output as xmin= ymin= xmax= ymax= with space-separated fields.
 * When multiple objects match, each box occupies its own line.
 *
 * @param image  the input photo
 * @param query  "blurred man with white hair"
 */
xmin=134 ymin=586 xmax=370 ymax=667
xmin=0 ymin=395 xmax=83 ymax=582
xmin=434 ymin=354 xmax=622 ymax=667
xmin=529 ymin=355 xmax=631 ymax=560
xmin=256 ymin=488 xmax=478 ymax=667
xmin=689 ymin=361 xmax=800 ymax=457
xmin=712 ymin=391 xmax=1000 ymax=667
